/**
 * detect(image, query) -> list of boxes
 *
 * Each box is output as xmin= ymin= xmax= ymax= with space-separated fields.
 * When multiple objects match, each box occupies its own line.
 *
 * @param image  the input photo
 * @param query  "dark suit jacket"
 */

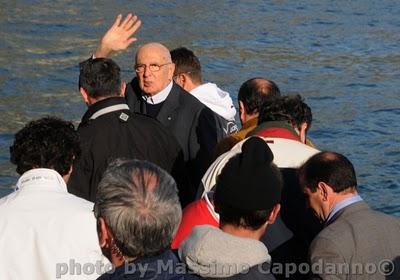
xmin=309 ymin=200 xmax=400 ymax=280
xmin=126 ymin=79 xmax=222 ymax=205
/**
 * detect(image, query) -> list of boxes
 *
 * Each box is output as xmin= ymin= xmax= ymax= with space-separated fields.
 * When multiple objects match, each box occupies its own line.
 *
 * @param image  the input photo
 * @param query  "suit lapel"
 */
xmin=125 ymin=77 xmax=147 ymax=114
xmin=156 ymin=83 xmax=181 ymax=128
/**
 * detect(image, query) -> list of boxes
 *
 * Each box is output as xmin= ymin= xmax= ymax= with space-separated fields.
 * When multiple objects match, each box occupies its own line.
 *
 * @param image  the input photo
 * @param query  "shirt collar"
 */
xmin=142 ymin=81 xmax=173 ymax=104
xmin=16 ymin=168 xmax=67 ymax=193
xmin=327 ymin=194 xmax=363 ymax=222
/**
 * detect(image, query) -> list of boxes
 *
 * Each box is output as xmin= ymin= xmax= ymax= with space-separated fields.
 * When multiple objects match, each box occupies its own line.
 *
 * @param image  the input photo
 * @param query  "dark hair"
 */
xmin=258 ymin=94 xmax=312 ymax=129
xmin=258 ymin=96 xmax=290 ymax=124
xmin=10 ymin=117 xmax=80 ymax=176
xmin=283 ymin=95 xmax=312 ymax=130
xmin=215 ymin=203 xmax=271 ymax=231
xmin=170 ymin=47 xmax=202 ymax=84
xmin=79 ymin=58 xmax=121 ymax=99
xmin=298 ymin=151 xmax=357 ymax=193
xmin=238 ymin=78 xmax=281 ymax=115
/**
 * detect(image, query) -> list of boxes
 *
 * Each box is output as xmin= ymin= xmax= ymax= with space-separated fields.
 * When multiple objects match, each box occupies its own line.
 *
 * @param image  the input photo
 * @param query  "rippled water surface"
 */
xmin=0 ymin=0 xmax=399 ymax=215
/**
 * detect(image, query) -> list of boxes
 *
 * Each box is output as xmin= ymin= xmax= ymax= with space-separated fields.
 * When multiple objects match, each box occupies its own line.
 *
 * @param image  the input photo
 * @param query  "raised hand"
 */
xmin=95 ymin=13 xmax=142 ymax=58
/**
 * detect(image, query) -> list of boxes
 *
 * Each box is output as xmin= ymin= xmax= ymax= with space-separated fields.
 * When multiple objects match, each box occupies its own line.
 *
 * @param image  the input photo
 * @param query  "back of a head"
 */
xmin=258 ymin=94 xmax=312 ymax=128
xmin=258 ymin=95 xmax=291 ymax=125
xmin=283 ymin=94 xmax=312 ymax=130
xmin=79 ymin=58 xmax=121 ymax=99
xmin=170 ymin=47 xmax=202 ymax=85
xmin=238 ymin=78 xmax=281 ymax=115
xmin=10 ymin=117 xmax=80 ymax=176
xmin=299 ymin=151 xmax=357 ymax=193
xmin=95 ymin=159 xmax=182 ymax=258
xmin=214 ymin=137 xmax=283 ymax=230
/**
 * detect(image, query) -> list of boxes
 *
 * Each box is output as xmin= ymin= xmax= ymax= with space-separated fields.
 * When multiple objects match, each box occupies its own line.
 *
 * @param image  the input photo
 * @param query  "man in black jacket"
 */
xmin=68 ymin=58 xmax=187 ymax=204
xmin=94 ymin=14 xmax=222 ymax=200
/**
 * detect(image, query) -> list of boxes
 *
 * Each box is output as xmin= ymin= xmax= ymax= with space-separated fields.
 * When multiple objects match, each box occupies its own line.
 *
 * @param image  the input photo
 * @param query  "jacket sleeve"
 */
xmin=190 ymin=107 xmax=222 ymax=188
xmin=170 ymin=147 xmax=195 ymax=208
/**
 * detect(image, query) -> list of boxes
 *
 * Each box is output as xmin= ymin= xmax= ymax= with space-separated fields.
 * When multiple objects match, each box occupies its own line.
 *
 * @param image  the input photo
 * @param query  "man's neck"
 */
xmin=187 ymin=82 xmax=201 ymax=92
xmin=111 ymin=254 xmax=136 ymax=268
xmin=331 ymin=190 xmax=359 ymax=208
xmin=87 ymin=95 xmax=119 ymax=106
xmin=241 ymin=114 xmax=258 ymax=126
xmin=221 ymin=224 xmax=264 ymax=240
xmin=326 ymin=190 xmax=361 ymax=221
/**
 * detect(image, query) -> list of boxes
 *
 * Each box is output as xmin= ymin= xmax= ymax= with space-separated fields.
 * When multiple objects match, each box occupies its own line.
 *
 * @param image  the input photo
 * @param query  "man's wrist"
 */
xmin=94 ymin=44 xmax=112 ymax=58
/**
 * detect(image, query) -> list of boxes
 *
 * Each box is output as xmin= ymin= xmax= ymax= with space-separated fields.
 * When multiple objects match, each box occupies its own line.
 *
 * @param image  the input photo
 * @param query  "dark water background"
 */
xmin=0 ymin=1 xmax=399 ymax=216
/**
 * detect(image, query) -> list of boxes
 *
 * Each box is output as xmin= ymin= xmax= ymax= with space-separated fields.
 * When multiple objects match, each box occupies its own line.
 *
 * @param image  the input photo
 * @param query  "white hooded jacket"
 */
xmin=190 ymin=82 xmax=237 ymax=121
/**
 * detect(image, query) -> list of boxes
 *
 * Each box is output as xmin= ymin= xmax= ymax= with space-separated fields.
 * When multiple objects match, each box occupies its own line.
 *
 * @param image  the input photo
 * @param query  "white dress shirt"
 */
xmin=142 ymin=81 xmax=173 ymax=104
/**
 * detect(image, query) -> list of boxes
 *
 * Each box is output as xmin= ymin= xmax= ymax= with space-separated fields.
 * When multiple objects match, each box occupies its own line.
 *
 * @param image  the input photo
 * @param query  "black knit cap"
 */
xmin=215 ymin=137 xmax=282 ymax=211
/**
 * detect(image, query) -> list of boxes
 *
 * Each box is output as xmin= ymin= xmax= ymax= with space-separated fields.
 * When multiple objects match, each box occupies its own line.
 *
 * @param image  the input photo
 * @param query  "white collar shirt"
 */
xmin=142 ymin=81 xmax=173 ymax=104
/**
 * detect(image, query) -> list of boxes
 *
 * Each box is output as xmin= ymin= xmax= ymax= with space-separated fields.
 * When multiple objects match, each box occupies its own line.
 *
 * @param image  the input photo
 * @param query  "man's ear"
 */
xmin=267 ymin=203 xmax=281 ymax=224
xmin=298 ymin=122 xmax=308 ymax=144
xmin=168 ymin=63 xmax=176 ymax=81
xmin=120 ymin=82 xmax=126 ymax=97
xmin=180 ymin=74 xmax=188 ymax=89
xmin=80 ymin=87 xmax=90 ymax=104
xmin=97 ymin=217 xmax=113 ymax=248
xmin=317 ymin=182 xmax=330 ymax=201
xmin=239 ymin=100 xmax=246 ymax=124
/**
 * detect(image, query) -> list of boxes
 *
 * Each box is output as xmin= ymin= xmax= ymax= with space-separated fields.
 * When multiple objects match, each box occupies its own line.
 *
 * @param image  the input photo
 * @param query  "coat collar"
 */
xmin=155 ymin=83 xmax=182 ymax=125
xmin=81 ymin=97 xmax=128 ymax=125
xmin=248 ymin=120 xmax=300 ymax=141
xmin=16 ymin=168 xmax=67 ymax=193
xmin=241 ymin=117 xmax=258 ymax=131
xmin=325 ymin=200 xmax=370 ymax=227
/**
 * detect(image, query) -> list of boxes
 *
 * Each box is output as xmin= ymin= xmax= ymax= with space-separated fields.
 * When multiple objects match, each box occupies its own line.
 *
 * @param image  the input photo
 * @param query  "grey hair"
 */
xmin=94 ymin=159 xmax=182 ymax=258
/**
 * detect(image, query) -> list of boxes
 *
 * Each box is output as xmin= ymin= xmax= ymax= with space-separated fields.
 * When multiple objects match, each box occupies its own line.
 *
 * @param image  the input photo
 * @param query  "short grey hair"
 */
xmin=94 ymin=159 xmax=182 ymax=258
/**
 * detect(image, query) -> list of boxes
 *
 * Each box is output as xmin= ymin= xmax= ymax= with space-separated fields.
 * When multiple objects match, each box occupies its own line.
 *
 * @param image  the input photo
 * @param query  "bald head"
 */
xmin=135 ymin=43 xmax=172 ymax=63
xmin=135 ymin=42 xmax=175 ymax=96
xmin=237 ymin=77 xmax=281 ymax=124
xmin=299 ymin=151 xmax=358 ymax=194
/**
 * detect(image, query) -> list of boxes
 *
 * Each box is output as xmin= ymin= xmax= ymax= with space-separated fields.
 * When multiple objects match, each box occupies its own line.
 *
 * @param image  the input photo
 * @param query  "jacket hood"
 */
xmin=190 ymin=83 xmax=236 ymax=121
xmin=179 ymin=225 xmax=270 ymax=278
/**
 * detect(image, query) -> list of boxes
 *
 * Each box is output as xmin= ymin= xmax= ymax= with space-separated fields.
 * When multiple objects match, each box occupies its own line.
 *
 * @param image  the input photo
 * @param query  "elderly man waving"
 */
xmin=94 ymin=14 xmax=222 ymax=205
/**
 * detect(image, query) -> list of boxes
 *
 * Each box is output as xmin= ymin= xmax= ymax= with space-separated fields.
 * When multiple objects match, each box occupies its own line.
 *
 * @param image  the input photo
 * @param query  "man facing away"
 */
xmin=0 ymin=117 xmax=106 ymax=280
xmin=198 ymin=95 xmax=321 ymax=279
xmin=179 ymin=137 xmax=281 ymax=279
xmin=94 ymin=159 xmax=199 ymax=280
xmin=68 ymin=58 xmax=187 ymax=205
xmin=299 ymin=151 xmax=400 ymax=280
xmin=214 ymin=77 xmax=281 ymax=157
xmin=94 ymin=14 xmax=223 ymax=198
xmin=170 ymin=47 xmax=238 ymax=136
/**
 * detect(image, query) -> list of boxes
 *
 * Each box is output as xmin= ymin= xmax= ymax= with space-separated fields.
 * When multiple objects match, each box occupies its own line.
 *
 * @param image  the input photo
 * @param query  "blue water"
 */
xmin=0 ymin=0 xmax=399 ymax=216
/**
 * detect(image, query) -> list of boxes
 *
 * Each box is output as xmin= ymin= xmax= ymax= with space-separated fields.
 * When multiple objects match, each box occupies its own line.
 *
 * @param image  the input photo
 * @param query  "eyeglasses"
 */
xmin=134 ymin=63 xmax=171 ymax=73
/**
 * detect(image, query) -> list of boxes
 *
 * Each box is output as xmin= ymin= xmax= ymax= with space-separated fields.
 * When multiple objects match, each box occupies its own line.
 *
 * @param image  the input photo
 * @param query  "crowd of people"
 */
xmin=0 ymin=13 xmax=399 ymax=280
